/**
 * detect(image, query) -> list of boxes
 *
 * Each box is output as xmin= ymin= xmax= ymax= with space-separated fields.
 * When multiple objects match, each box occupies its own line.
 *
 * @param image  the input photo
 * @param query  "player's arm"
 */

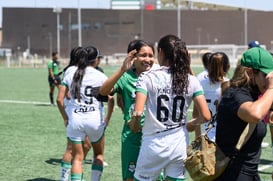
xmin=128 ymin=92 xmax=146 ymax=132
xmin=99 ymin=49 xmax=137 ymax=96
xmin=116 ymin=93 xmax=124 ymax=113
xmin=57 ymin=85 xmax=69 ymax=126
xmin=48 ymin=66 xmax=54 ymax=79
xmin=105 ymin=95 xmax=115 ymax=126
xmin=187 ymin=94 xmax=211 ymax=132
xmin=191 ymin=103 xmax=201 ymax=138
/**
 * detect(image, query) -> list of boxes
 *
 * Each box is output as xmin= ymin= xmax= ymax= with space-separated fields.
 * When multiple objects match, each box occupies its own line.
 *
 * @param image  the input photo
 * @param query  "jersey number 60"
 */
xmin=156 ymin=95 xmax=185 ymax=123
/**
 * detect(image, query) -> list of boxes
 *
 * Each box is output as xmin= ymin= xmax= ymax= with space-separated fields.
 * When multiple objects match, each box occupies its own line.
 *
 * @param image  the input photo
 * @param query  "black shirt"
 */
xmin=216 ymin=87 xmax=266 ymax=178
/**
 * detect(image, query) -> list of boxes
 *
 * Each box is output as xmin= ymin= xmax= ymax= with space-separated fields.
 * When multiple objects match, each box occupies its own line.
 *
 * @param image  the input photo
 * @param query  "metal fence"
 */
xmin=0 ymin=44 xmax=267 ymax=68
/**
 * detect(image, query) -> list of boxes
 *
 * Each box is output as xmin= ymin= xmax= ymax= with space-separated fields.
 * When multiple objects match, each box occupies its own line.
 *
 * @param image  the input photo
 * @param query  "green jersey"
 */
xmin=114 ymin=69 xmax=144 ymax=144
xmin=48 ymin=60 xmax=60 ymax=75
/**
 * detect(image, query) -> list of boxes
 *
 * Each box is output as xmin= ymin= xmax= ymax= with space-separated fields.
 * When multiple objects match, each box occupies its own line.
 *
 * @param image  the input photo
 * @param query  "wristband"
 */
xmin=132 ymin=111 xmax=143 ymax=117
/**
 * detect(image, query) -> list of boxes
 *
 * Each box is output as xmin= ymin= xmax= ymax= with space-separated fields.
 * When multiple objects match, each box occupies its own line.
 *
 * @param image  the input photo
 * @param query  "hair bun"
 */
xmin=84 ymin=46 xmax=99 ymax=62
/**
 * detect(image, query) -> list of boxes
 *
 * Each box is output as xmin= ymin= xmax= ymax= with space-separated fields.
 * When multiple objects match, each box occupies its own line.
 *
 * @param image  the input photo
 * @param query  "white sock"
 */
xmin=60 ymin=161 xmax=71 ymax=181
xmin=91 ymin=170 xmax=102 ymax=181
xmin=91 ymin=164 xmax=103 ymax=181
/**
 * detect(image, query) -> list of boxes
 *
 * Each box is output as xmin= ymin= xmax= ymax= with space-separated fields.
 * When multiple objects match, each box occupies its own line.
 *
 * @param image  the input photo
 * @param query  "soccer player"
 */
xmin=128 ymin=34 xmax=211 ymax=181
xmin=192 ymin=52 xmax=230 ymax=141
xmin=48 ymin=51 xmax=61 ymax=105
xmin=99 ymin=40 xmax=157 ymax=181
xmin=196 ymin=52 xmax=212 ymax=81
xmin=58 ymin=46 xmax=109 ymax=181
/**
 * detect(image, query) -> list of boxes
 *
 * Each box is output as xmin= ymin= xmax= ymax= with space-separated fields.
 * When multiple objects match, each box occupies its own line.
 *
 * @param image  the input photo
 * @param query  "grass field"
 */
xmin=0 ymin=65 xmax=272 ymax=181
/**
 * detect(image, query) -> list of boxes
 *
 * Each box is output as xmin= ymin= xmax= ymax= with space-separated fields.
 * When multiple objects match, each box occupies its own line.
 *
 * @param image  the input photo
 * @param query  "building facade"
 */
xmin=2 ymin=8 xmax=273 ymax=58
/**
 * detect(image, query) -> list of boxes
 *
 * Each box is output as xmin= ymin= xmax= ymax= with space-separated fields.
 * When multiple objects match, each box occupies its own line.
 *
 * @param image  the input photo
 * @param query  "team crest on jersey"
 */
xmin=128 ymin=162 xmax=136 ymax=172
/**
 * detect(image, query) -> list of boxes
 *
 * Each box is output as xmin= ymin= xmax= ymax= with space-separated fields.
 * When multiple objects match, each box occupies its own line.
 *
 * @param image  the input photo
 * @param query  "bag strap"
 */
xmin=235 ymin=123 xmax=256 ymax=150
xmin=204 ymin=114 xmax=217 ymax=133
xmin=204 ymin=114 xmax=256 ymax=151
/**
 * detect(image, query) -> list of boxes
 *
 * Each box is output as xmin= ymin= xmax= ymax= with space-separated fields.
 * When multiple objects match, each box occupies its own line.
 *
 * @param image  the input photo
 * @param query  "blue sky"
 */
xmin=1 ymin=0 xmax=273 ymax=27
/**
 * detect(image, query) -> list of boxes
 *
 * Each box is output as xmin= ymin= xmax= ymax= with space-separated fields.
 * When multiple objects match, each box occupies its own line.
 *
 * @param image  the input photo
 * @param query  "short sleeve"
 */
xmin=136 ymin=72 xmax=148 ymax=96
xmin=189 ymin=75 xmax=204 ymax=98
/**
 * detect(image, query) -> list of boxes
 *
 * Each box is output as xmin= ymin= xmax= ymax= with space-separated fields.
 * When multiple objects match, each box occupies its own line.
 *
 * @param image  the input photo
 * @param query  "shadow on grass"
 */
xmin=258 ymin=158 xmax=273 ymax=175
xmin=258 ymin=170 xmax=272 ymax=175
xmin=26 ymin=178 xmax=57 ymax=181
xmin=35 ymin=103 xmax=54 ymax=107
xmin=85 ymin=159 xmax=92 ymax=164
xmin=260 ymin=158 xmax=273 ymax=165
xmin=45 ymin=158 xmax=62 ymax=165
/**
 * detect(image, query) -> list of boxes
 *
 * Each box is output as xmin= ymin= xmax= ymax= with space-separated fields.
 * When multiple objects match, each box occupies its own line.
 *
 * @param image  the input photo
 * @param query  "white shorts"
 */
xmin=66 ymin=112 xmax=106 ymax=143
xmin=134 ymin=127 xmax=188 ymax=181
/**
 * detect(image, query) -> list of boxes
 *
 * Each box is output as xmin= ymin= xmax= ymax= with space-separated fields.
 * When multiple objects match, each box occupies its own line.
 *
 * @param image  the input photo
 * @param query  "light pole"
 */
xmin=140 ymin=0 xmax=144 ymax=39
xmin=177 ymin=0 xmax=181 ymax=38
xmin=78 ymin=0 xmax=82 ymax=46
xmin=53 ymin=7 xmax=62 ymax=55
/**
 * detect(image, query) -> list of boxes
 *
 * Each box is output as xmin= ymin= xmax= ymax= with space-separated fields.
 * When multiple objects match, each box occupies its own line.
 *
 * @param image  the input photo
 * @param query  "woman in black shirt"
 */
xmin=216 ymin=47 xmax=273 ymax=181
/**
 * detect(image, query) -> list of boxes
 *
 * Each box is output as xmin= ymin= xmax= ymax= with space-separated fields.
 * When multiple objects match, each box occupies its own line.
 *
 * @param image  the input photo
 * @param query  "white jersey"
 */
xmin=136 ymin=66 xmax=204 ymax=136
xmin=200 ymin=77 xmax=229 ymax=115
xmin=63 ymin=66 xmax=78 ymax=111
xmin=63 ymin=65 xmax=78 ymax=78
xmin=199 ymin=76 xmax=229 ymax=141
xmin=62 ymin=66 xmax=108 ymax=120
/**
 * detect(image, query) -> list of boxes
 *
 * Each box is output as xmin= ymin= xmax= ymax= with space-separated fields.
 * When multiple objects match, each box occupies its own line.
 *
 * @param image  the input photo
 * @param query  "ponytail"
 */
xmin=71 ymin=49 xmax=88 ymax=102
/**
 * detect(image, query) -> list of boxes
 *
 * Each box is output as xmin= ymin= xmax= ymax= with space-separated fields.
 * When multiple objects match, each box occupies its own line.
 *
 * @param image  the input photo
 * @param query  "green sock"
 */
xmin=157 ymin=171 xmax=164 ymax=181
xmin=71 ymin=173 xmax=82 ymax=181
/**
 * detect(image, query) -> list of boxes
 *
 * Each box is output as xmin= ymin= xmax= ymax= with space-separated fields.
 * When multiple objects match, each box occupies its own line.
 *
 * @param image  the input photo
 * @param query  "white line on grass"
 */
xmin=0 ymin=99 xmax=50 ymax=105
xmin=258 ymin=162 xmax=273 ymax=171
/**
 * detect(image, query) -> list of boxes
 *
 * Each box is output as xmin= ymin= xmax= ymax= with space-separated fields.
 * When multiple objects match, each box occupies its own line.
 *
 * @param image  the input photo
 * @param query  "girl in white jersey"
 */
xmin=57 ymin=46 xmax=92 ymax=181
xmin=58 ymin=46 xmax=109 ymax=181
xmin=128 ymin=34 xmax=211 ymax=181
xmin=193 ymin=52 xmax=230 ymax=141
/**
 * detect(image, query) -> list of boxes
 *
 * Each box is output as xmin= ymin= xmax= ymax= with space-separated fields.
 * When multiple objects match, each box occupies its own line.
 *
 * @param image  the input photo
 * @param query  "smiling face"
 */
xmin=134 ymin=45 xmax=155 ymax=75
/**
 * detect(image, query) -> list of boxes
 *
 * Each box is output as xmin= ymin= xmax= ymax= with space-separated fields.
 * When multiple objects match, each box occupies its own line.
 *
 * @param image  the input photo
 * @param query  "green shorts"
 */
xmin=121 ymin=138 xmax=141 ymax=180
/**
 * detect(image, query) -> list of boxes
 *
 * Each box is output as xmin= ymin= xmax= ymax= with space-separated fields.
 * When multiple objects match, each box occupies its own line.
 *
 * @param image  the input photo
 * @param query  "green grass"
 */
xmin=0 ymin=66 xmax=272 ymax=181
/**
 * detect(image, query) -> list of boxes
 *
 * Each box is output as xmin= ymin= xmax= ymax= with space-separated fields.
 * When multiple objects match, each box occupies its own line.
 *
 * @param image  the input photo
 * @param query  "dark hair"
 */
xmin=202 ymin=52 xmax=212 ymax=70
xmin=70 ymin=48 xmax=89 ymax=102
xmin=127 ymin=40 xmax=155 ymax=54
xmin=158 ymin=34 xmax=190 ymax=94
xmin=63 ymin=46 xmax=82 ymax=73
xmin=52 ymin=51 xmax=58 ymax=57
xmin=84 ymin=46 xmax=99 ymax=64
xmin=208 ymin=52 xmax=230 ymax=83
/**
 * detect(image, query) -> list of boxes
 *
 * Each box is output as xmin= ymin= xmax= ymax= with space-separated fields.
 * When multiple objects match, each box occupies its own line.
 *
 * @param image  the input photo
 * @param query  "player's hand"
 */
xmin=121 ymin=49 xmax=137 ymax=72
xmin=127 ymin=115 xmax=141 ymax=133
xmin=186 ymin=118 xmax=200 ymax=132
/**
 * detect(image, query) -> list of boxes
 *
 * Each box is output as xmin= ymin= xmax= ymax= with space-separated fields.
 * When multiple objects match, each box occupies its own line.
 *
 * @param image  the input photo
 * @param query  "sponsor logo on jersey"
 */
xmin=74 ymin=106 xmax=95 ymax=113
